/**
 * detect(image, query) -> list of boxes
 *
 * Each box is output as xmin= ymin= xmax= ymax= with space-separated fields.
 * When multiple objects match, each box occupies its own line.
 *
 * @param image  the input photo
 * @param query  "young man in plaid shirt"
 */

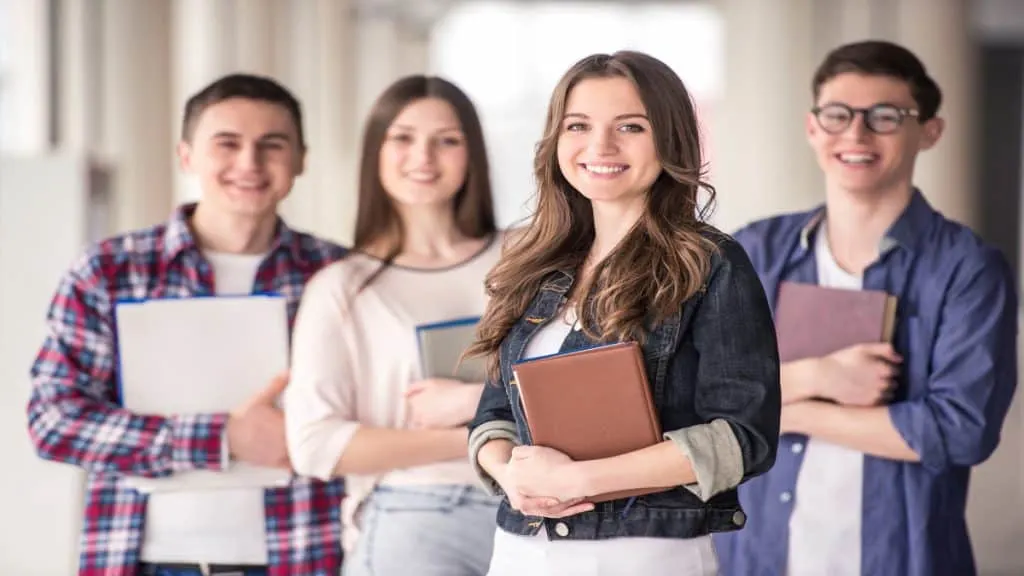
xmin=27 ymin=74 xmax=347 ymax=576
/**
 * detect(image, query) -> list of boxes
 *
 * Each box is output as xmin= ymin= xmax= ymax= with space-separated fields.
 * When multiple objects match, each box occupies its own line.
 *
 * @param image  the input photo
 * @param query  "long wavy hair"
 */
xmin=354 ymin=75 xmax=496 ymax=287
xmin=466 ymin=51 xmax=718 ymax=379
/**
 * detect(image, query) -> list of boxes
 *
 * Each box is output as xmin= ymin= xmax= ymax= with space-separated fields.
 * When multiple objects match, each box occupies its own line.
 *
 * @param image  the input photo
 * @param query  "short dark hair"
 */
xmin=812 ymin=40 xmax=942 ymax=122
xmin=181 ymin=73 xmax=306 ymax=147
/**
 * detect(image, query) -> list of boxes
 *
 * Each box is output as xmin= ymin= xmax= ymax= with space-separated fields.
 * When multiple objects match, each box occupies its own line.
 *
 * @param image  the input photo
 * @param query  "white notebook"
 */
xmin=113 ymin=295 xmax=292 ymax=493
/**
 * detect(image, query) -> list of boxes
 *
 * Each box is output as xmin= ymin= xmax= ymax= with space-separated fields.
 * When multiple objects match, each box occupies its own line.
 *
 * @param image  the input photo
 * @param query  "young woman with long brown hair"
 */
xmin=466 ymin=51 xmax=782 ymax=575
xmin=283 ymin=75 xmax=503 ymax=576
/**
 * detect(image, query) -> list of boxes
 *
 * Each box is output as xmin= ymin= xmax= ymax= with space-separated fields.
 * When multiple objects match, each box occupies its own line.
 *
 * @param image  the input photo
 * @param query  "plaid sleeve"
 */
xmin=26 ymin=261 xmax=228 ymax=477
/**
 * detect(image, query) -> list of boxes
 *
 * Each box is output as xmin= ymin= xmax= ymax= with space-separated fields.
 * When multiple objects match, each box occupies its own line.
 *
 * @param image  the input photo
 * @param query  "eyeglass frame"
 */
xmin=810 ymin=102 xmax=921 ymax=135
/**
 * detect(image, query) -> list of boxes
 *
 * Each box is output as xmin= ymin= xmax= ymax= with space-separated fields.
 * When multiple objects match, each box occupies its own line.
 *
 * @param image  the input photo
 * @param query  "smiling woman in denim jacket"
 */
xmin=465 ymin=51 xmax=782 ymax=576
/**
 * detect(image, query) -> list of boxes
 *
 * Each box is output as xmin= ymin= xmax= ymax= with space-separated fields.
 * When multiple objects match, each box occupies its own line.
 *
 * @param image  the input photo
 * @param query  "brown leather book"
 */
xmin=512 ymin=341 xmax=667 ymax=502
xmin=774 ymin=281 xmax=898 ymax=362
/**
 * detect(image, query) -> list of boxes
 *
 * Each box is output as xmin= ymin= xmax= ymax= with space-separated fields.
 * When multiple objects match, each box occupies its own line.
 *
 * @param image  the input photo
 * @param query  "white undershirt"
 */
xmin=522 ymin=305 xmax=577 ymax=360
xmin=787 ymin=225 xmax=865 ymax=576
xmin=141 ymin=251 xmax=269 ymax=564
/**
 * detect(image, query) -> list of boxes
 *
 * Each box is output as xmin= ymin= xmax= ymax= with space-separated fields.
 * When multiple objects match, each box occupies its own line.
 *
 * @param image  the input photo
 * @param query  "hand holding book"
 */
xmin=404 ymin=377 xmax=484 ymax=429
xmin=513 ymin=342 xmax=666 ymax=502
xmin=408 ymin=317 xmax=488 ymax=429
xmin=487 ymin=444 xmax=595 ymax=519
xmin=774 ymin=281 xmax=901 ymax=407
xmin=114 ymin=294 xmax=294 ymax=492
xmin=812 ymin=342 xmax=902 ymax=406
xmin=505 ymin=445 xmax=593 ymax=504
xmin=226 ymin=371 xmax=292 ymax=469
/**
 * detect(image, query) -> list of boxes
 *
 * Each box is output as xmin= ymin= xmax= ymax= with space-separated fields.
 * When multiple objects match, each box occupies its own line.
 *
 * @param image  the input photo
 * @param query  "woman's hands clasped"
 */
xmin=497 ymin=445 xmax=595 ymax=518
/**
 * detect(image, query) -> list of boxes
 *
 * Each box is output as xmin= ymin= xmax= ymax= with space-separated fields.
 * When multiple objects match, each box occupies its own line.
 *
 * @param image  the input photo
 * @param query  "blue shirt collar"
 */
xmin=798 ymin=188 xmax=934 ymax=255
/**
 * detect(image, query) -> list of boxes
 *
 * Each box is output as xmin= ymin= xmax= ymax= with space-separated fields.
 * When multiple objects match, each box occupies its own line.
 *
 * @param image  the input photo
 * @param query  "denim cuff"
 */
xmin=467 ymin=420 xmax=519 ymax=496
xmin=664 ymin=418 xmax=743 ymax=501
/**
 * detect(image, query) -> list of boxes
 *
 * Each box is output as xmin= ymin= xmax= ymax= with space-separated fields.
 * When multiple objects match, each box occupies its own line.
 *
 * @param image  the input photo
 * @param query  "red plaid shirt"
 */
xmin=27 ymin=204 xmax=347 ymax=576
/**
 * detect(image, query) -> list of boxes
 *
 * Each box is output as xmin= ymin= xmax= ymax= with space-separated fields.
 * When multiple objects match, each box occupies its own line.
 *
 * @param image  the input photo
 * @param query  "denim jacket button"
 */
xmin=554 ymin=522 xmax=570 ymax=537
xmin=732 ymin=510 xmax=746 ymax=526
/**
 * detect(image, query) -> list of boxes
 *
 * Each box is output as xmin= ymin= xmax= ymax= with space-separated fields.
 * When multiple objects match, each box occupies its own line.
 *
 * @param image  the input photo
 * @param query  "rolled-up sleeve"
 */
xmin=686 ymin=237 xmax=782 ymax=484
xmin=467 ymin=419 xmax=518 ymax=495
xmin=467 ymin=375 xmax=519 ymax=494
xmin=284 ymin=267 xmax=360 ymax=481
xmin=888 ymin=248 xmax=1018 ymax=473
xmin=665 ymin=419 xmax=744 ymax=501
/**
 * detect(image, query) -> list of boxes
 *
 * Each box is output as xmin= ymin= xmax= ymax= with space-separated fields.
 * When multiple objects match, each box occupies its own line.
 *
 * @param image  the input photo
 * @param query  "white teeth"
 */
xmin=838 ymin=153 xmax=876 ymax=164
xmin=584 ymin=164 xmax=626 ymax=174
xmin=406 ymin=172 xmax=439 ymax=182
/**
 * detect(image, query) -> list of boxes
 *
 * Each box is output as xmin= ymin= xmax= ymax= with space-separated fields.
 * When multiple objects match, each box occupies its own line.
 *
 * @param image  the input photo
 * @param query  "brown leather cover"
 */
xmin=775 ymin=281 xmax=898 ymax=362
xmin=512 ymin=342 xmax=666 ymax=502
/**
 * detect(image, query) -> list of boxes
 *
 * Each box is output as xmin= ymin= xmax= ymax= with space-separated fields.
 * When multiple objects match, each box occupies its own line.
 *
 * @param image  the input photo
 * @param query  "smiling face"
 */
xmin=377 ymin=97 xmax=469 ymax=210
xmin=555 ymin=77 xmax=662 ymax=208
xmin=177 ymin=97 xmax=304 ymax=221
xmin=807 ymin=72 xmax=943 ymax=198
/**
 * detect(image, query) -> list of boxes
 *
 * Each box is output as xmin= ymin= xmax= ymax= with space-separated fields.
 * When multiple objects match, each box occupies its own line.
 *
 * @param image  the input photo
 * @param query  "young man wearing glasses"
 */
xmin=714 ymin=41 xmax=1018 ymax=576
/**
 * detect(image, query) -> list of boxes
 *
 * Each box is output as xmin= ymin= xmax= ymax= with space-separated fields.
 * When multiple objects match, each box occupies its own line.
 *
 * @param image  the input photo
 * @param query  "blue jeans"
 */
xmin=343 ymin=484 xmax=501 ymax=576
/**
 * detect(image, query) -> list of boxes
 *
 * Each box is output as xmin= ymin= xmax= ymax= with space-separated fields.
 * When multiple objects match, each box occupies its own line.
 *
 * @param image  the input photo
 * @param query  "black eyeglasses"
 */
xmin=811 ymin=103 xmax=920 ymax=135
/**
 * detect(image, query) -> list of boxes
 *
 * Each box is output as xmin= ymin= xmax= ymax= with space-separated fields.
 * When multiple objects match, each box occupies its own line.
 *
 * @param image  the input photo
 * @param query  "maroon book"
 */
xmin=774 ymin=281 xmax=897 ymax=362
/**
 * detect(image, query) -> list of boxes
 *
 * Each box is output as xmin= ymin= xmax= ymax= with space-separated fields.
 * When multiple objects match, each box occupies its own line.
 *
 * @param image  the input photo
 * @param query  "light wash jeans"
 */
xmin=343 ymin=484 xmax=502 ymax=576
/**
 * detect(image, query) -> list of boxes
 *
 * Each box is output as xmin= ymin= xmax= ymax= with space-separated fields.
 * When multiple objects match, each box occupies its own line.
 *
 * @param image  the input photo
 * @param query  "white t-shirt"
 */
xmin=786 ymin=225 xmax=865 ymax=576
xmin=141 ymin=251 xmax=269 ymax=564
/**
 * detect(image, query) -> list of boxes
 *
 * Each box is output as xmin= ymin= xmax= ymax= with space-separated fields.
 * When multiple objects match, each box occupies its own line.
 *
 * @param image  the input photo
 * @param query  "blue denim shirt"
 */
xmin=713 ymin=190 xmax=1019 ymax=576
xmin=469 ymin=232 xmax=781 ymax=541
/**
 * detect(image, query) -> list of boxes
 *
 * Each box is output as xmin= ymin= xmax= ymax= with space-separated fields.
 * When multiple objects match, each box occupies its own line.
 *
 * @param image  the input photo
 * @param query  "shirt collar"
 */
xmin=798 ymin=188 xmax=934 ymax=255
xmin=162 ymin=202 xmax=304 ymax=264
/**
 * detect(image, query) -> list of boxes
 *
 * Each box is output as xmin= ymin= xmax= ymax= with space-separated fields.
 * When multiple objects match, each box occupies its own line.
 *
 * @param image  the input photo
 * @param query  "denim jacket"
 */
xmin=467 ymin=233 xmax=781 ymax=541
